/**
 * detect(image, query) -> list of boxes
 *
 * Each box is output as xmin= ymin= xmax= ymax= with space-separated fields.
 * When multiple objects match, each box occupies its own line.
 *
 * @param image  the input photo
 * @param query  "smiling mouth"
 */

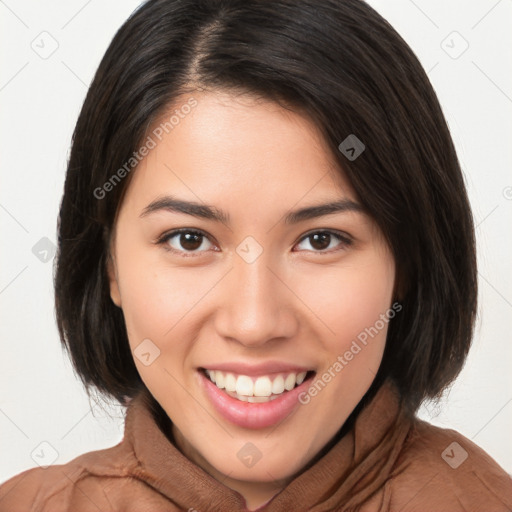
xmin=199 ymin=368 xmax=316 ymax=403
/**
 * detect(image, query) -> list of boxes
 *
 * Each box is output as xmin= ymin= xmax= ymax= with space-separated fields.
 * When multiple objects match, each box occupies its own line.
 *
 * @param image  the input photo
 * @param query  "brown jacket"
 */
xmin=1 ymin=380 xmax=511 ymax=511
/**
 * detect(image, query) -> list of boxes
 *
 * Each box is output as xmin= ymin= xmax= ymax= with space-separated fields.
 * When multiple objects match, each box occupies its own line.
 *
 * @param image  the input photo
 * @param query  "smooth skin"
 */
xmin=108 ymin=90 xmax=396 ymax=510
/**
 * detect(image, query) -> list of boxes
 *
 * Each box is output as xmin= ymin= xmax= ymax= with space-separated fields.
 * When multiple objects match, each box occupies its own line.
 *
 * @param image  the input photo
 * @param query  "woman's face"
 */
xmin=108 ymin=90 xmax=396 ymax=497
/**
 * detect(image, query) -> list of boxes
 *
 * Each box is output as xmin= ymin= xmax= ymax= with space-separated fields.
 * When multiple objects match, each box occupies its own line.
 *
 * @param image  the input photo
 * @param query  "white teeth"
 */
xmin=224 ymin=390 xmax=281 ymax=403
xmin=254 ymin=376 xmax=272 ymax=397
xmin=204 ymin=369 xmax=311 ymax=400
xmin=296 ymin=371 xmax=307 ymax=385
xmin=284 ymin=373 xmax=296 ymax=391
xmin=271 ymin=375 xmax=285 ymax=394
xmin=214 ymin=370 xmax=225 ymax=389
xmin=247 ymin=395 xmax=271 ymax=403
xmin=235 ymin=375 xmax=254 ymax=396
xmin=225 ymin=373 xmax=237 ymax=392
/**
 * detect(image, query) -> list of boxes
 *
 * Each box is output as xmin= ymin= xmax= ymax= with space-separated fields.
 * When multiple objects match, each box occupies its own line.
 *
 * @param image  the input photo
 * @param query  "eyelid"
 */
xmin=155 ymin=227 xmax=211 ymax=244
xmin=155 ymin=228 xmax=353 ymax=256
xmin=155 ymin=228 xmax=218 ymax=256
xmin=293 ymin=229 xmax=353 ymax=253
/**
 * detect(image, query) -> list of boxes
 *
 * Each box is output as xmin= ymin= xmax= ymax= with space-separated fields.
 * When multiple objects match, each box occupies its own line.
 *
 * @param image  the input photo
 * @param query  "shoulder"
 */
xmin=0 ymin=441 xmax=143 ymax=512
xmin=388 ymin=417 xmax=512 ymax=511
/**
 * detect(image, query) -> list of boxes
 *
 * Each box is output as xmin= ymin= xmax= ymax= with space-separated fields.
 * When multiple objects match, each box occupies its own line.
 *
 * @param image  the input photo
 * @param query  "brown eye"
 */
xmin=179 ymin=232 xmax=203 ymax=251
xmin=295 ymin=230 xmax=352 ymax=253
xmin=309 ymin=233 xmax=331 ymax=251
xmin=158 ymin=229 xmax=214 ymax=255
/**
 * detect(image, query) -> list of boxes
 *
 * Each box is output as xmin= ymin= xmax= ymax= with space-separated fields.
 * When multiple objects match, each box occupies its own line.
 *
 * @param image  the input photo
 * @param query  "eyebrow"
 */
xmin=140 ymin=195 xmax=364 ymax=224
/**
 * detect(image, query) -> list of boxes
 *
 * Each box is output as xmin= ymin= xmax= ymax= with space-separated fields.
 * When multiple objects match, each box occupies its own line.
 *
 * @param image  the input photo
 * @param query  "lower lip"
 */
xmin=198 ymin=370 xmax=314 ymax=429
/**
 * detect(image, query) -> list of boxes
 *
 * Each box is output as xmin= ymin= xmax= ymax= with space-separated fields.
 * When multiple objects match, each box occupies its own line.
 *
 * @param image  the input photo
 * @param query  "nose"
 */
xmin=213 ymin=253 xmax=299 ymax=348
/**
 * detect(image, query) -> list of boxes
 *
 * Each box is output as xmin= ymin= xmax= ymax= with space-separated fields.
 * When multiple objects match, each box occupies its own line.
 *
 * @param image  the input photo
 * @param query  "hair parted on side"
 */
xmin=54 ymin=0 xmax=477 ymax=413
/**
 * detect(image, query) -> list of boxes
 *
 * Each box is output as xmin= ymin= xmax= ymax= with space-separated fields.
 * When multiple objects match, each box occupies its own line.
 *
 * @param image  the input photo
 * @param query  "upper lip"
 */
xmin=200 ymin=361 xmax=315 ymax=376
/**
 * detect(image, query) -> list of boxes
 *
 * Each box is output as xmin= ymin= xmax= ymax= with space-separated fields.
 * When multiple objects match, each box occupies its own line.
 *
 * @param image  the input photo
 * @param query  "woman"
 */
xmin=1 ymin=0 xmax=510 ymax=510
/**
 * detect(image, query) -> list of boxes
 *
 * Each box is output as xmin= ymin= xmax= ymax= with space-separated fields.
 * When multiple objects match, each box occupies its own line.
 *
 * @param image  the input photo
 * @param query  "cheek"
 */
xmin=120 ymin=271 xmax=215 ymax=350
xmin=293 ymin=255 xmax=395 ymax=353
xmin=113 ymin=237 xmax=217 ymax=343
xmin=114 ymin=253 xmax=212 ymax=393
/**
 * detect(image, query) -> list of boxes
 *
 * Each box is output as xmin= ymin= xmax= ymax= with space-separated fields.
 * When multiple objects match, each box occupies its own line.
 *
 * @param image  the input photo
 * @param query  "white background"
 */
xmin=1 ymin=0 xmax=511 ymax=483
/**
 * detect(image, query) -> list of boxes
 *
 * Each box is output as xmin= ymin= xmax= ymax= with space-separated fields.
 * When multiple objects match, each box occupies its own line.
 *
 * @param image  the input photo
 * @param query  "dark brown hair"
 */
xmin=54 ymin=0 xmax=477 ymax=414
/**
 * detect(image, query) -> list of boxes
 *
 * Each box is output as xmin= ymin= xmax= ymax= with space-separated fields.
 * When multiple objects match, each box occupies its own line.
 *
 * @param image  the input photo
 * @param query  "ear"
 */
xmin=107 ymin=252 xmax=122 ymax=307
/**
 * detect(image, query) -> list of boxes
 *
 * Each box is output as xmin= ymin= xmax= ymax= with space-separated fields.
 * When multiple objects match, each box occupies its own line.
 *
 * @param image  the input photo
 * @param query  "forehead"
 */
xmin=120 ymin=90 xmax=356 ymax=215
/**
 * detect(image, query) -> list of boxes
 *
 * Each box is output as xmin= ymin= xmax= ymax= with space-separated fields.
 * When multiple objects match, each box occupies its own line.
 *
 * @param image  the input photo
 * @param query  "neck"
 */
xmin=171 ymin=425 xmax=289 ymax=511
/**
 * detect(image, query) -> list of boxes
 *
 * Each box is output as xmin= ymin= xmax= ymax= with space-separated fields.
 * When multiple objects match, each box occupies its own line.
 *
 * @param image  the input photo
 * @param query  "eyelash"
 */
xmin=155 ymin=228 xmax=353 ymax=257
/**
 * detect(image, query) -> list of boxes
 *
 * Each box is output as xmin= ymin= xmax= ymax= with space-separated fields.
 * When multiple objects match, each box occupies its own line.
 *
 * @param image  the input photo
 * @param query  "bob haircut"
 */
xmin=55 ymin=0 xmax=477 ymax=415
